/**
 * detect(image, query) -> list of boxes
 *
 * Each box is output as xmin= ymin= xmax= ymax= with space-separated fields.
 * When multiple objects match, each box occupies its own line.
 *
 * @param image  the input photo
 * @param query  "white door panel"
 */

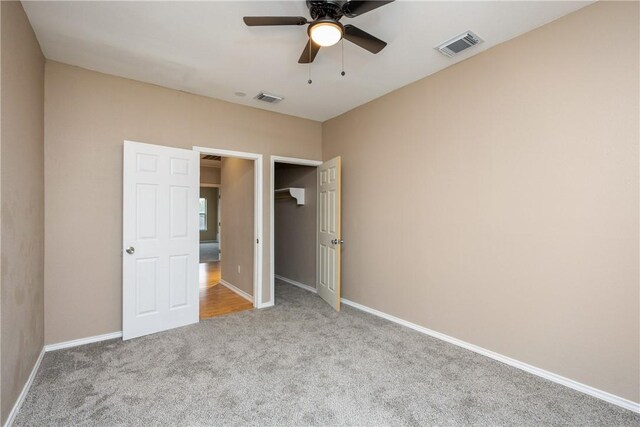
xmin=317 ymin=156 xmax=341 ymax=310
xmin=123 ymin=141 xmax=199 ymax=340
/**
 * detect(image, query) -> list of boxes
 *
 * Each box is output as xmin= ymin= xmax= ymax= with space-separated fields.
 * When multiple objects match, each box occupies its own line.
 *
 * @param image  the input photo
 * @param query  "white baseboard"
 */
xmin=274 ymin=275 xmax=317 ymax=294
xmin=257 ymin=301 xmax=275 ymax=309
xmin=340 ymin=298 xmax=640 ymax=414
xmin=219 ymin=279 xmax=254 ymax=303
xmin=4 ymin=348 xmax=45 ymax=427
xmin=44 ymin=331 xmax=123 ymax=352
xmin=5 ymin=331 xmax=123 ymax=426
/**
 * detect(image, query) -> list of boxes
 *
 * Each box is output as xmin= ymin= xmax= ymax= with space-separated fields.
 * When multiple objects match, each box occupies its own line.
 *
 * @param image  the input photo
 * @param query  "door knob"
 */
xmin=125 ymin=246 xmax=135 ymax=254
xmin=331 ymin=239 xmax=344 ymax=245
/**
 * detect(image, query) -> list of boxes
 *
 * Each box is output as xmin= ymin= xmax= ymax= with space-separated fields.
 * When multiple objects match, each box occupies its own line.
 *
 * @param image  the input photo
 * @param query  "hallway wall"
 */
xmin=220 ymin=158 xmax=254 ymax=296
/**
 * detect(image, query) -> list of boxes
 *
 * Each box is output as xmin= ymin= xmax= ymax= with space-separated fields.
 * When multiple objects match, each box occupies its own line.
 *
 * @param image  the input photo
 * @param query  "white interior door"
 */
xmin=123 ymin=141 xmax=199 ymax=340
xmin=317 ymin=156 xmax=342 ymax=310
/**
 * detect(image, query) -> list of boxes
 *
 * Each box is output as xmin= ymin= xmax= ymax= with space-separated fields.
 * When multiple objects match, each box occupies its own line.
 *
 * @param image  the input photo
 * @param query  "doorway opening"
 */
xmin=270 ymin=156 xmax=322 ymax=305
xmin=199 ymin=155 xmax=220 ymax=264
xmin=195 ymin=147 xmax=264 ymax=319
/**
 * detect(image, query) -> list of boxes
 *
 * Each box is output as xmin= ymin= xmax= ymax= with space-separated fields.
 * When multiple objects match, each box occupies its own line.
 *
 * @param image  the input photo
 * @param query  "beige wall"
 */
xmin=44 ymin=62 xmax=322 ymax=345
xmin=199 ymin=187 xmax=219 ymax=242
xmin=220 ymin=158 xmax=255 ymax=295
xmin=274 ymin=164 xmax=317 ymax=287
xmin=200 ymin=165 xmax=220 ymax=186
xmin=323 ymin=1 xmax=639 ymax=403
xmin=0 ymin=1 xmax=45 ymax=423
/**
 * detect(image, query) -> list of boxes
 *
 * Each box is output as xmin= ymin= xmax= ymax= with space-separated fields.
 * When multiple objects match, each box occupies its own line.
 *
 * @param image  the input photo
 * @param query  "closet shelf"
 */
xmin=275 ymin=187 xmax=305 ymax=205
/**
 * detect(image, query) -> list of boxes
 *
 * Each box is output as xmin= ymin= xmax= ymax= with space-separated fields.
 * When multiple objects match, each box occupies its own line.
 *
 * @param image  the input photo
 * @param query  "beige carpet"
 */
xmin=14 ymin=281 xmax=639 ymax=426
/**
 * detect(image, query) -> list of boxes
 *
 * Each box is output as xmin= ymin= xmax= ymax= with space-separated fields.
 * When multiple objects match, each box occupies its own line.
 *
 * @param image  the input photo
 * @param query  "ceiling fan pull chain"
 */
xmin=341 ymin=39 xmax=346 ymax=76
xmin=308 ymin=41 xmax=313 ymax=84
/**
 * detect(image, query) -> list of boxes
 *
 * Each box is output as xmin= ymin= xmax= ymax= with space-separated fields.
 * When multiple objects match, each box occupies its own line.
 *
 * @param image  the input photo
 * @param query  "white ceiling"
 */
xmin=23 ymin=1 xmax=592 ymax=122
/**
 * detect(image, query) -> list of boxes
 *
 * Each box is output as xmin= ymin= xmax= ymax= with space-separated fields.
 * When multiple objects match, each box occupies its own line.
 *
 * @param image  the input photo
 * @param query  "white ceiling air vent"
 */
xmin=436 ymin=31 xmax=483 ymax=57
xmin=255 ymin=92 xmax=284 ymax=104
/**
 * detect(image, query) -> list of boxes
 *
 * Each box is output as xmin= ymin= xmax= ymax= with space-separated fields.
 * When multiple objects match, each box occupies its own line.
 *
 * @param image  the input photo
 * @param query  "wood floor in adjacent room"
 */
xmin=199 ymin=261 xmax=253 ymax=319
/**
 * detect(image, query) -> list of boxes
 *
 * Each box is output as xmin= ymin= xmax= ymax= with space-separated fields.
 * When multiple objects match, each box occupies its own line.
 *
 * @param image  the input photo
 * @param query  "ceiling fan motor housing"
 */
xmin=307 ymin=1 xmax=346 ymax=21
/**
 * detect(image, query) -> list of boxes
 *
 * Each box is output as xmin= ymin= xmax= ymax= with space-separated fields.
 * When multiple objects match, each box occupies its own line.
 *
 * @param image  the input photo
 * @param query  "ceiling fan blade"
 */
xmin=243 ymin=16 xmax=308 ymax=26
xmin=342 ymin=1 xmax=394 ymax=18
xmin=343 ymin=25 xmax=387 ymax=54
xmin=298 ymin=39 xmax=321 ymax=64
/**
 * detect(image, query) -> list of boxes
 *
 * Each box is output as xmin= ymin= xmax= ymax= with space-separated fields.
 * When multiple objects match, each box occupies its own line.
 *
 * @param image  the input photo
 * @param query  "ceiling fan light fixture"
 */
xmin=309 ymin=21 xmax=343 ymax=47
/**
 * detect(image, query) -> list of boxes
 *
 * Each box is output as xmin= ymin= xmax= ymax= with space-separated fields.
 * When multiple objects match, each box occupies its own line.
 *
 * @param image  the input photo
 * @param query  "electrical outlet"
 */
xmin=237 ymin=265 xmax=241 ymax=274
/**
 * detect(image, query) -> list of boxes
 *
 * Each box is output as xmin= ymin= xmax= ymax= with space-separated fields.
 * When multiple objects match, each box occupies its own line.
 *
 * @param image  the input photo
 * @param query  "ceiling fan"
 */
xmin=243 ymin=1 xmax=394 ymax=64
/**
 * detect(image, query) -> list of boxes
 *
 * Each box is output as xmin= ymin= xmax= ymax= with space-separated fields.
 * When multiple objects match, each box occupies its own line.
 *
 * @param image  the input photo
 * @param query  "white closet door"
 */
xmin=317 ymin=156 xmax=342 ymax=311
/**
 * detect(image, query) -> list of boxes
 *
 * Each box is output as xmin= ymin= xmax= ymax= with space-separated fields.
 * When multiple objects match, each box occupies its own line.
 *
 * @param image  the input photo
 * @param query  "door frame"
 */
xmin=270 ymin=156 xmax=323 ymax=305
xmin=194 ymin=146 xmax=264 ymax=308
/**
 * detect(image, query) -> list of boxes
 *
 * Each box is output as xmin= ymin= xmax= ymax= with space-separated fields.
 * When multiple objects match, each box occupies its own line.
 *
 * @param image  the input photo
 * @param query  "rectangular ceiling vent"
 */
xmin=436 ymin=31 xmax=483 ymax=57
xmin=255 ymin=92 xmax=284 ymax=104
